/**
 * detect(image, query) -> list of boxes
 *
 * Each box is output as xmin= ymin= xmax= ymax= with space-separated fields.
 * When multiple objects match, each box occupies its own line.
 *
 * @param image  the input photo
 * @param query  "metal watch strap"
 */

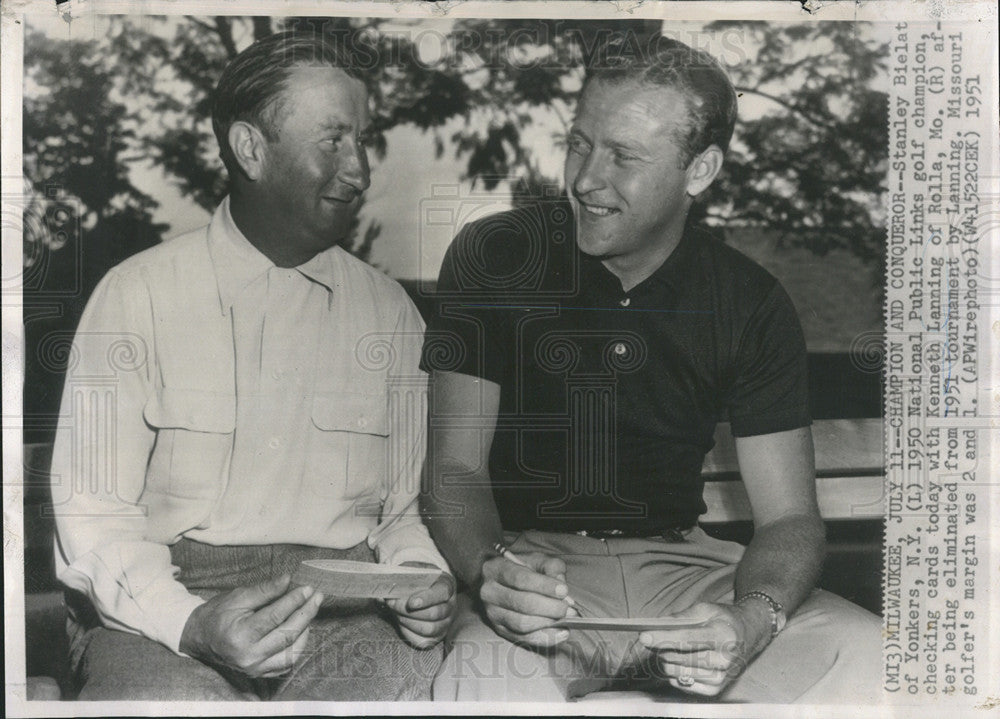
xmin=736 ymin=590 xmax=786 ymax=639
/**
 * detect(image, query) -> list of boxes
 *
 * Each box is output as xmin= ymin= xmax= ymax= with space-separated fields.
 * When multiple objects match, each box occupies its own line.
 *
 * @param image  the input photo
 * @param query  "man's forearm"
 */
xmin=735 ymin=512 xmax=826 ymax=616
xmin=420 ymin=459 xmax=503 ymax=588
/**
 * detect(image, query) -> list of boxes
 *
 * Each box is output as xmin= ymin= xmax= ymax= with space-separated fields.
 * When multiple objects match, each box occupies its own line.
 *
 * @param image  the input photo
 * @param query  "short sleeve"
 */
xmin=419 ymin=227 xmax=510 ymax=385
xmin=726 ymin=282 xmax=811 ymax=437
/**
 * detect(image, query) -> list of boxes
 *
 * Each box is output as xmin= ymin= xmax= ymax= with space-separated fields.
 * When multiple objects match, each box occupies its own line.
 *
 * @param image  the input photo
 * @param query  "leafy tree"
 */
xmin=699 ymin=21 xmax=888 ymax=266
xmin=23 ymin=29 xmax=168 ymax=289
xmin=22 ymin=29 xmax=169 ymax=441
xmin=25 ymin=17 xmax=889 ymax=269
xmin=22 ymin=17 xmax=888 ymax=440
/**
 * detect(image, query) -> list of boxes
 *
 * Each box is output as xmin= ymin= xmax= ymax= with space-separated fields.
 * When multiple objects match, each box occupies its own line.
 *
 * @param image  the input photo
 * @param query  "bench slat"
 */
xmin=702 ymin=418 xmax=882 ymax=475
xmin=702 ymin=474 xmax=884 ymax=523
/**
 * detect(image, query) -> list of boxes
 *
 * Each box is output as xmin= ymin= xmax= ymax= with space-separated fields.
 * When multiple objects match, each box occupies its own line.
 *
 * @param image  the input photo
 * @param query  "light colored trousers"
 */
xmin=67 ymin=540 xmax=443 ymax=701
xmin=433 ymin=528 xmax=882 ymax=704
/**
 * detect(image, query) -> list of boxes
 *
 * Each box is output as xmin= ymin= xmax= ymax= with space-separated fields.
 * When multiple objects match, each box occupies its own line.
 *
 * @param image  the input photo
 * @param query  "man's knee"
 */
xmin=273 ymin=612 xmax=442 ymax=701
xmin=74 ymin=626 xmax=253 ymax=701
xmin=792 ymin=590 xmax=882 ymax=646
xmin=436 ymin=615 xmax=605 ymax=702
xmin=725 ymin=590 xmax=883 ymax=704
xmin=435 ymin=637 xmax=568 ymax=702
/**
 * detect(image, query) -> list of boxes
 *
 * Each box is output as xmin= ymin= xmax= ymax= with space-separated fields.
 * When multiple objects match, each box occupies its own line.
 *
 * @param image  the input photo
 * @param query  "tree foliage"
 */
xmin=22 ymin=17 xmax=888 ymax=438
xmin=700 ymin=21 xmax=888 ymax=265
xmin=24 ymin=17 xmax=889 ymax=270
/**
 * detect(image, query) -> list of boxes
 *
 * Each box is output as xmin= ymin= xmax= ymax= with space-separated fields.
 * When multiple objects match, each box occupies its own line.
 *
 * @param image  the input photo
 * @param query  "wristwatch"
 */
xmin=736 ymin=590 xmax=787 ymax=639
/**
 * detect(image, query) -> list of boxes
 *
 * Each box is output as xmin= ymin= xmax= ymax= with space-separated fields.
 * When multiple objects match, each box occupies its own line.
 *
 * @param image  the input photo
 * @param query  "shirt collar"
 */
xmin=208 ymin=197 xmax=341 ymax=313
xmin=638 ymin=223 xmax=699 ymax=294
xmin=294 ymin=245 xmax=341 ymax=295
xmin=578 ymin=222 xmax=699 ymax=299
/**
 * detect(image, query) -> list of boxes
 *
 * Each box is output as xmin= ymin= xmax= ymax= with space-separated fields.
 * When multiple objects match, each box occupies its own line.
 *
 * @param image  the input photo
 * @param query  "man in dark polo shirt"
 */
xmin=420 ymin=35 xmax=880 ymax=703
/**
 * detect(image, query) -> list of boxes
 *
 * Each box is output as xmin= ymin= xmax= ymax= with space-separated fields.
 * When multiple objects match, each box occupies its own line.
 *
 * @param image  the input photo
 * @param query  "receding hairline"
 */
xmin=211 ymin=32 xmax=367 ymax=173
xmin=254 ymin=62 xmax=368 ymax=138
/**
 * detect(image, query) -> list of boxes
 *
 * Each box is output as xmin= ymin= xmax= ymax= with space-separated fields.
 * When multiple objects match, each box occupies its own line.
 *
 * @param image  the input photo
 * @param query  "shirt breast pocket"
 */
xmin=310 ymin=390 xmax=389 ymax=501
xmin=143 ymin=388 xmax=236 ymax=503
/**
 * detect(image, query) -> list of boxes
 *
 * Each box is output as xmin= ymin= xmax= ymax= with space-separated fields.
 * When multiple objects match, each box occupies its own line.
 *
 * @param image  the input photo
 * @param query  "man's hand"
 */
xmin=638 ymin=600 xmax=772 ymax=697
xmin=179 ymin=574 xmax=323 ymax=679
xmin=479 ymin=552 xmax=576 ymax=649
xmin=385 ymin=562 xmax=456 ymax=649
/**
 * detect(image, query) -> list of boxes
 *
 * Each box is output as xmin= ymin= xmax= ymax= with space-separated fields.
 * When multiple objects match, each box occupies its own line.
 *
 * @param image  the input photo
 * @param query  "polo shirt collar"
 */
xmin=639 ymin=223 xmax=698 ymax=294
xmin=578 ymin=222 xmax=698 ymax=299
xmin=208 ymin=197 xmax=341 ymax=313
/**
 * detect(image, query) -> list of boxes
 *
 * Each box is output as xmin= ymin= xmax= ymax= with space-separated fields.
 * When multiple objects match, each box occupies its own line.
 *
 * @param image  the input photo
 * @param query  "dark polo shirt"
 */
xmin=420 ymin=201 xmax=810 ymax=533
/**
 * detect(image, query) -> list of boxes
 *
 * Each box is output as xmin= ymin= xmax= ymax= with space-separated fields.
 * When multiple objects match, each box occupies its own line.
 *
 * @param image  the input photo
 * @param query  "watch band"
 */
xmin=736 ymin=590 xmax=787 ymax=638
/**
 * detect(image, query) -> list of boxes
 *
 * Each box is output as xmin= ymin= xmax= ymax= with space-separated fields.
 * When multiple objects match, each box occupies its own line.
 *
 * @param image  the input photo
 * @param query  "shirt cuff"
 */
xmin=146 ymin=586 xmax=208 ymax=656
xmin=374 ymin=522 xmax=450 ymax=574
xmin=384 ymin=545 xmax=451 ymax=574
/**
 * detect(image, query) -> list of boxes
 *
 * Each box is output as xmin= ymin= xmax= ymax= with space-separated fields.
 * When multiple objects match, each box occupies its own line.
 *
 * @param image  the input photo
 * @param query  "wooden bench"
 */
xmin=702 ymin=418 xmax=883 ymax=523
xmin=700 ymin=418 xmax=884 ymax=617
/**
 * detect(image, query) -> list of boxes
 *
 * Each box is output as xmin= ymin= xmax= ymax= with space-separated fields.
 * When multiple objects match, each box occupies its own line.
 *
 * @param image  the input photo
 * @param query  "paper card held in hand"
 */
xmin=553 ymin=616 xmax=706 ymax=632
xmin=291 ymin=559 xmax=443 ymax=599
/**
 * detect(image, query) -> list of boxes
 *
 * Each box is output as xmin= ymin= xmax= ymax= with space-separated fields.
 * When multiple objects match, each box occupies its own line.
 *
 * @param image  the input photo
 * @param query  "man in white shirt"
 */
xmin=51 ymin=31 xmax=454 ymax=700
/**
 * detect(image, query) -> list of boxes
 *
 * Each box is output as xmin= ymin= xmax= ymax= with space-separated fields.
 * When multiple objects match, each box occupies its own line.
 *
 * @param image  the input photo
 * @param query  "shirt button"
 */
xmin=268 ymin=437 xmax=281 ymax=449
xmin=614 ymin=342 xmax=627 ymax=356
xmin=620 ymin=297 xmax=631 ymax=307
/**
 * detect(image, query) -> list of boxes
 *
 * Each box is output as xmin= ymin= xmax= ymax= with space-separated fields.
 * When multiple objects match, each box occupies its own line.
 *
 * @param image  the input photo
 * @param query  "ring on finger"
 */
xmin=676 ymin=675 xmax=696 ymax=687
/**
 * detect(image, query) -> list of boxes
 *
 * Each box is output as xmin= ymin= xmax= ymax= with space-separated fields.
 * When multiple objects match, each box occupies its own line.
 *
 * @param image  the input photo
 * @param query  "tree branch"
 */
xmin=214 ymin=17 xmax=238 ymax=58
xmin=188 ymin=17 xmax=216 ymax=34
xmin=733 ymin=85 xmax=836 ymax=130
xmin=252 ymin=17 xmax=274 ymax=42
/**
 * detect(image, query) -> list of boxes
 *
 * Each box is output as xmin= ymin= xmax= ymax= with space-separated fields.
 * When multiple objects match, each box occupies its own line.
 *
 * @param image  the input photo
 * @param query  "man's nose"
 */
xmin=339 ymin=140 xmax=371 ymax=194
xmin=571 ymin=149 xmax=606 ymax=197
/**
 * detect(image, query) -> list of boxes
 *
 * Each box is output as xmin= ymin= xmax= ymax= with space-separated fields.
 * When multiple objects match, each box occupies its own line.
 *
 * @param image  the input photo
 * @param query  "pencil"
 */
xmin=492 ymin=542 xmax=577 ymax=607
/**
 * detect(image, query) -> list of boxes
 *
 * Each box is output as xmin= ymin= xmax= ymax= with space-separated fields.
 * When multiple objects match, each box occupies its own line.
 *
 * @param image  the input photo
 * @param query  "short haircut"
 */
xmin=585 ymin=33 xmax=738 ymax=168
xmin=211 ymin=30 xmax=363 ymax=175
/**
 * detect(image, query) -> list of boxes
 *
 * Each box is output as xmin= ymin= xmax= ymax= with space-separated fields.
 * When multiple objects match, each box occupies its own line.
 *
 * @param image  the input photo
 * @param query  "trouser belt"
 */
xmin=570 ymin=526 xmax=694 ymax=542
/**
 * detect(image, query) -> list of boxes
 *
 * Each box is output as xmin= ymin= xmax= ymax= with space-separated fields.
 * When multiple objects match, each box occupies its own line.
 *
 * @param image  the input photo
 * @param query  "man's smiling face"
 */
xmin=564 ymin=78 xmax=700 ymax=279
xmin=256 ymin=64 xmax=372 ymax=262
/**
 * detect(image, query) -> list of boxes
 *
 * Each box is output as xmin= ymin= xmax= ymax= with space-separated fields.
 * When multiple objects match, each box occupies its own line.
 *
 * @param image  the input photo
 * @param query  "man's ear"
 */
xmin=228 ymin=121 xmax=268 ymax=182
xmin=684 ymin=145 xmax=724 ymax=198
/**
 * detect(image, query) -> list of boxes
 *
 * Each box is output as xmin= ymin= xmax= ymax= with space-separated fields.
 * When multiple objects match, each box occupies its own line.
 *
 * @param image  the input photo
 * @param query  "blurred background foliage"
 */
xmin=21 ymin=16 xmax=888 ymax=439
xmin=24 ymin=16 xmax=889 ymax=269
